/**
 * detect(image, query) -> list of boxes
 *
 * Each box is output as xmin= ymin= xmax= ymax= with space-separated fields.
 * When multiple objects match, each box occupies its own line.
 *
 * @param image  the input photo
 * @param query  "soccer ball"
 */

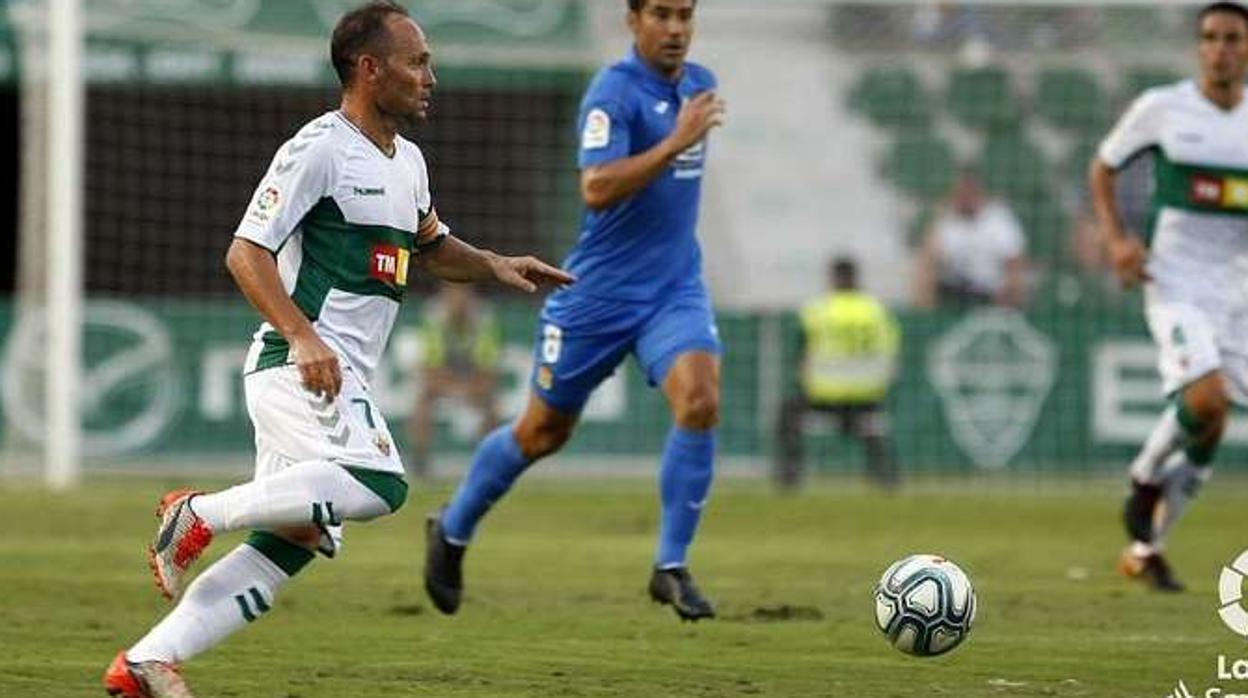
xmin=873 ymin=554 xmax=977 ymax=657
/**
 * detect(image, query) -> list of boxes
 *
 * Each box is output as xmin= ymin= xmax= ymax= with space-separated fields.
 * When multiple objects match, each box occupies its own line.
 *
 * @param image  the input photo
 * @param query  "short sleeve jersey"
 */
xmin=234 ymin=111 xmax=447 ymax=384
xmin=1098 ymin=80 xmax=1248 ymax=298
xmin=561 ymin=48 xmax=717 ymax=301
xmin=933 ymin=201 xmax=1025 ymax=297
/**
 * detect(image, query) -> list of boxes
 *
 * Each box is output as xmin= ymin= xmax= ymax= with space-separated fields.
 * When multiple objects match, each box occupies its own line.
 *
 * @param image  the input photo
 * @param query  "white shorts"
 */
xmin=243 ymin=364 xmax=404 ymax=554
xmin=1144 ymin=294 xmax=1248 ymax=405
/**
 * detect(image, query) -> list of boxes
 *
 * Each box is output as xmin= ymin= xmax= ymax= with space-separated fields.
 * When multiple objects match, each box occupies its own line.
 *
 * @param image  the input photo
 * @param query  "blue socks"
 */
xmin=441 ymin=425 xmax=530 ymax=544
xmin=656 ymin=426 xmax=716 ymax=568
xmin=441 ymin=423 xmax=716 ymax=566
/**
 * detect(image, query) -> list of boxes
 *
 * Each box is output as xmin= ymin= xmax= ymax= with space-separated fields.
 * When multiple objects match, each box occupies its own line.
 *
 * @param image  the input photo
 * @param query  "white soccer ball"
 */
xmin=873 ymin=553 xmax=977 ymax=657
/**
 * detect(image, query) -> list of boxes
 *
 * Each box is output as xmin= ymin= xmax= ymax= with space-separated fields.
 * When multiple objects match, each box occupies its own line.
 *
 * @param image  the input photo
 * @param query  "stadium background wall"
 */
xmin=0 ymin=1 xmax=1232 ymax=476
xmin=3 ymin=299 xmax=1247 ymax=474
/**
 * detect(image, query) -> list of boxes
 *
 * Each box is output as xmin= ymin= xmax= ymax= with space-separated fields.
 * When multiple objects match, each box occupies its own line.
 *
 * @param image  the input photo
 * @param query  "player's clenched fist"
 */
xmin=1106 ymin=235 xmax=1151 ymax=288
xmin=290 ymin=330 xmax=342 ymax=400
xmin=668 ymin=91 xmax=726 ymax=154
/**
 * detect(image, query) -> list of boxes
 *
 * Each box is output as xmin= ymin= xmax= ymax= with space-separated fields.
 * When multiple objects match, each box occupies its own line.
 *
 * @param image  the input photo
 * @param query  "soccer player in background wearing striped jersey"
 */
xmin=425 ymin=0 xmax=726 ymax=622
xmin=103 ymin=3 xmax=572 ymax=696
xmin=1089 ymin=1 xmax=1248 ymax=592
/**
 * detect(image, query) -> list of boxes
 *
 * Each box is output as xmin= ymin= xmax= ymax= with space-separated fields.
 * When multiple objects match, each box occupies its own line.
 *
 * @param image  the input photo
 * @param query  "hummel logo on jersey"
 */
xmin=371 ymin=245 xmax=410 ymax=287
xmin=353 ymin=186 xmax=385 ymax=196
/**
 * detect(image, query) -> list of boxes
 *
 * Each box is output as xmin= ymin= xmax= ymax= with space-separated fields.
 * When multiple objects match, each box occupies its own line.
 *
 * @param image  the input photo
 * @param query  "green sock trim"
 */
xmin=1174 ymin=395 xmax=1202 ymax=435
xmin=343 ymin=466 xmax=409 ymax=513
xmin=248 ymin=587 xmax=270 ymax=613
xmin=234 ymin=594 xmax=257 ymax=622
xmin=1185 ymin=441 xmax=1217 ymax=466
xmin=244 ymin=531 xmax=315 ymax=577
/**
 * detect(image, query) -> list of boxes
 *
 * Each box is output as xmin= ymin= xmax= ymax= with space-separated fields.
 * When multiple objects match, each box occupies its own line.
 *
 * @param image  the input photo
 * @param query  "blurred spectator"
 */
xmin=911 ymin=4 xmax=997 ymax=50
xmin=408 ymin=283 xmax=503 ymax=477
xmin=913 ymin=167 xmax=1028 ymax=309
xmin=1070 ymin=205 xmax=1111 ymax=279
xmin=775 ymin=257 xmax=901 ymax=491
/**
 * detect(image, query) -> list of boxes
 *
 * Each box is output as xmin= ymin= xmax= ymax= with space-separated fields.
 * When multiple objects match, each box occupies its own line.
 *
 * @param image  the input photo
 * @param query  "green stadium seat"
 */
xmin=847 ymin=65 xmax=931 ymax=131
xmin=884 ymin=133 xmax=955 ymax=201
xmin=1063 ymin=135 xmax=1101 ymax=194
xmin=1120 ymin=66 xmax=1182 ymax=103
xmin=1035 ymin=67 xmax=1109 ymax=134
xmin=1013 ymin=198 xmax=1070 ymax=270
xmin=977 ymin=133 xmax=1050 ymax=201
xmin=945 ymin=67 xmax=1020 ymax=131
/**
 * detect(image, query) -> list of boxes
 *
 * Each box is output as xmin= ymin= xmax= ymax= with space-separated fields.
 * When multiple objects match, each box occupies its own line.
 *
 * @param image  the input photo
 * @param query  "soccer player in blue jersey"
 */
xmin=424 ymin=0 xmax=725 ymax=621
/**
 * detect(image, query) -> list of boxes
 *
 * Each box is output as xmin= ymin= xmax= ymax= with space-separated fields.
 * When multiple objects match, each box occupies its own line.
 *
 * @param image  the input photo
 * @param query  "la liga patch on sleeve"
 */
xmin=246 ymin=185 xmax=282 ymax=224
xmin=581 ymin=108 xmax=610 ymax=150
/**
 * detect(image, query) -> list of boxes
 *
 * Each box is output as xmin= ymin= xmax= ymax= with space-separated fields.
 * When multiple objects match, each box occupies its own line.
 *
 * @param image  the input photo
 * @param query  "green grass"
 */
xmin=0 ymin=476 xmax=1244 ymax=697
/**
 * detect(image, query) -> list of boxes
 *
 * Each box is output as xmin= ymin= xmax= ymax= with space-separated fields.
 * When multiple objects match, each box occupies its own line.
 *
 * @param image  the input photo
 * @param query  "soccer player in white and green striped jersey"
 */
xmin=103 ymin=3 xmax=572 ymax=696
xmin=1089 ymin=1 xmax=1248 ymax=593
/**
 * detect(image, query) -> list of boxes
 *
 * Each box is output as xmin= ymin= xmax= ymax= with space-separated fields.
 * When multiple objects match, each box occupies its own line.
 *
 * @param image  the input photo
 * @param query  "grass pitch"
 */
xmin=0 ymin=475 xmax=1243 ymax=697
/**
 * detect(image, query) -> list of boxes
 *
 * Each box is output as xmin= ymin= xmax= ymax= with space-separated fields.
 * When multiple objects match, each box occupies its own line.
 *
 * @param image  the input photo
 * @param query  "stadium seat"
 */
xmin=1120 ymin=66 xmax=1182 ymax=103
xmin=945 ymin=66 xmax=1020 ymax=131
xmin=977 ymin=133 xmax=1050 ymax=201
xmin=1013 ymin=197 xmax=1070 ymax=270
xmin=883 ymin=132 xmax=955 ymax=200
xmin=1062 ymin=135 xmax=1101 ymax=197
xmin=1035 ymin=67 xmax=1109 ymax=134
xmin=848 ymin=65 xmax=931 ymax=131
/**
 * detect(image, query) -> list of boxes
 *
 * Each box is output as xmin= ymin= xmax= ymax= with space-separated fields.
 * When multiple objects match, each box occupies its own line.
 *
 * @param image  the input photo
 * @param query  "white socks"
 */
xmin=1128 ymin=405 xmax=1187 ymax=485
xmin=125 ymin=461 xmax=402 ymax=665
xmin=190 ymin=460 xmax=391 ymax=533
xmin=127 ymin=544 xmax=291 ymax=664
xmin=1153 ymin=457 xmax=1212 ymax=547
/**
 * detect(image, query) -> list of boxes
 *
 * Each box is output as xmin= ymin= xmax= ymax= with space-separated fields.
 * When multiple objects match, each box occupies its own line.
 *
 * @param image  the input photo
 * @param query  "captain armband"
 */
xmin=415 ymin=210 xmax=451 ymax=254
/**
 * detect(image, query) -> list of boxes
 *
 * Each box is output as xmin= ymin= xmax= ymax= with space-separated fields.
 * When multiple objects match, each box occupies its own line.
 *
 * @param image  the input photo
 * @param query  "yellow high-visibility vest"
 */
xmin=799 ymin=291 xmax=900 ymax=404
xmin=421 ymin=310 xmax=501 ymax=373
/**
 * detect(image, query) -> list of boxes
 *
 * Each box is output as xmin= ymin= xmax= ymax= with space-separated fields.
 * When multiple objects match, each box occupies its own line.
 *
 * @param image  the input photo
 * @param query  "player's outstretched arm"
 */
xmin=1088 ymin=158 xmax=1150 ymax=287
xmin=418 ymin=235 xmax=574 ymax=293
xmin=581 ymin=91 xmax=725 ymax=210
xmin=225 ymin=238 xmax=343 ymax=399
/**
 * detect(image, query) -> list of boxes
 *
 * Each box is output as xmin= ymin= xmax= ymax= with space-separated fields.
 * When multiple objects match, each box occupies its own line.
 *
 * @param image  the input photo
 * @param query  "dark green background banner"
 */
xmin=4 ymin=298 xmax=1240 ymax=472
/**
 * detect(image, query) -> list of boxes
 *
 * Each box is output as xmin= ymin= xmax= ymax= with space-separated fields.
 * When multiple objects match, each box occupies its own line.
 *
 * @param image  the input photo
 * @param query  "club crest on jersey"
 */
xmin=370 ymin=244 xmax=410 ymax=287
xmin=374 ymin=433 xmax=392 ymax=456
xmin=536 ymin=365 xmax=554 ymax=391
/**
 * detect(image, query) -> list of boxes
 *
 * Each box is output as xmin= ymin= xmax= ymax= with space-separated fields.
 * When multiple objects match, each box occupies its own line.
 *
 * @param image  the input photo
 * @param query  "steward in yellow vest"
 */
xmin=776 ymin=258 xmax=900 ymax=489
xmin=409 ymin=284 xmax=503 ymax=477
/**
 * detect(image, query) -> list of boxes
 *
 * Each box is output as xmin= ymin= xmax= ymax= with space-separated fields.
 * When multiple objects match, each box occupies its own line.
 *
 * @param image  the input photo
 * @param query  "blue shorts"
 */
xmin=530 ymin=284 xmax=722 ymax=414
